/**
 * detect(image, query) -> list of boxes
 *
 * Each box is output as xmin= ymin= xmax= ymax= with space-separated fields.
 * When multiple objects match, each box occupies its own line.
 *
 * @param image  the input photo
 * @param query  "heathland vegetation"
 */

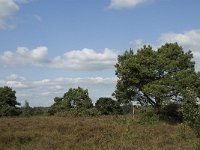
xmin=1 ymin=43 xmax=200 ymax=149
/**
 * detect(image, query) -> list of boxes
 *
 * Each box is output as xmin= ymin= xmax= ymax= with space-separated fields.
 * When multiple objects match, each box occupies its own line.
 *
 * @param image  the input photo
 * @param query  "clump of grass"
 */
xmin=177 ymin=123 xmax=191 ymax=141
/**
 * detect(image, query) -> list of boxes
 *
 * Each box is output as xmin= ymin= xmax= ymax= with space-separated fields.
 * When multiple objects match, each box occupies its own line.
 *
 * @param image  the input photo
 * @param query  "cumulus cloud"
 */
xmin=0 ymin=74 xmax=27 ymax=88
xmin=132 ymin=29 xmax=200 ymax=71
xmin=0 ymin=47 xmax=117 ymax=70
xmin=51 ymin=48 xmax=117 ymax=70
xmin=109 ymin=0 xmax=148 ymax=9
xmin=159 ymin=29 xmax=200 ymax=50
xmin=0 ymin=0 xmax=27 ymax=29
xmin=0 ymin=74 xmax=117 ymax=106
xmin=0 ymin=46 xmax=48 ymax=66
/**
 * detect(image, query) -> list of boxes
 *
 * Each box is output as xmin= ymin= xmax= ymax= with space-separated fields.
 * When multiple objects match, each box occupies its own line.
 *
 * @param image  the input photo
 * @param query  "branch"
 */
xmin=143 ymin=93 xmax=156 ymax=106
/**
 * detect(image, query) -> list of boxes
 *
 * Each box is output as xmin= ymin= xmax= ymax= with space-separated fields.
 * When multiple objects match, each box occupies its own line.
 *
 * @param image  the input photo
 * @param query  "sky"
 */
xmin=0 ymin=0 xmax=200 ymax=107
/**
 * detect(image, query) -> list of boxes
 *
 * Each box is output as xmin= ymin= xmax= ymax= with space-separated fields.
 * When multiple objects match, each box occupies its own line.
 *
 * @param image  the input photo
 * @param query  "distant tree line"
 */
xmin=0 ymin=86 xmax=124 ymax=117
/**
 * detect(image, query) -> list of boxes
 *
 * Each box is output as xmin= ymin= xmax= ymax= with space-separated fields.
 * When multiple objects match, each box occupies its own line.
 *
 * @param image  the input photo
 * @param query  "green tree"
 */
xmin=47 ymin=97 xmax=64 ymax=115
xmin=63 ymin=87 xmax=93 ymax=110
xmin=48 ymin=87 xmax=93 ymax=116
xmin=114 ymin=43 xmax=200 ymax=114
xmin=95 ymin=97 xmax=122 ymax=115
xmin=182 ymin=88 xmax=200 ymax=137
xmin=0 ymin=86 xmax=21 ymax=116
xmin=21 ymin=100 xmax=32 ymax=117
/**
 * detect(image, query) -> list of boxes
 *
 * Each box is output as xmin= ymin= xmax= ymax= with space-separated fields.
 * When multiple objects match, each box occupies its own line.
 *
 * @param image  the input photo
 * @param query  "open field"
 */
xmin=0 ymin=115 xmax=199 ymax=150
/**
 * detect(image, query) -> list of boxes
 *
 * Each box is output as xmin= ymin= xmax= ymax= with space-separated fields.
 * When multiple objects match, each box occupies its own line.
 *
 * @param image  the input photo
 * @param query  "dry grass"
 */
xmin=0 ymin=115 xmax=199 ymax=150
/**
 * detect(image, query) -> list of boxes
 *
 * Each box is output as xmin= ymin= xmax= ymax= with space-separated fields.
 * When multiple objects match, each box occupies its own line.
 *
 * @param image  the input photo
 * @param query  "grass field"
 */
xmin=0 ymin=115 xmax=199 ymax=150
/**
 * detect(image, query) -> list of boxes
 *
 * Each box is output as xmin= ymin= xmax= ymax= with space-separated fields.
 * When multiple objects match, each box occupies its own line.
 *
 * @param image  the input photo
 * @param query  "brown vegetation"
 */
xmin=0 ymin=115 xmax=199 ymax=150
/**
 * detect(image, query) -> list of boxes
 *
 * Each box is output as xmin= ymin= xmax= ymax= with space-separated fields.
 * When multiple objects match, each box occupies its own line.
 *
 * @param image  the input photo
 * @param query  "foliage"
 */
xmin=54 ymin=108 xmax=101 ymax=117
xmin=182 ymin=89 xmax=200 ymax=137
xmin=31 ymin=107 xmax=48 ymax=116
xmin=114 ymin=43 xmax=200 ymax=115
xmin=0 ymin=86 xmax=21 ymax=116
xmin=47 ymin=97 xmax=65 ymax=115
xmin=121 ymin=102 xmax=133 ymax=114
xmin=161 ymin=103 xmax=183 ymax=122
xmin=21 ymin=100 xmax=32 ymax=117
xmin=177 ymin=123 xmax=191 ymax=141
xmin=80 ymin=108 xmax=101 ymax=116
xmin=95 ymin=97 xmax=122 ymax=115
xmin=63 ymin=87 xmax=93 ymax=109
xmin=48 ymin=87 xmax=94 ymax=116
xmin=136 ymin=107 xmax=159 ymax=125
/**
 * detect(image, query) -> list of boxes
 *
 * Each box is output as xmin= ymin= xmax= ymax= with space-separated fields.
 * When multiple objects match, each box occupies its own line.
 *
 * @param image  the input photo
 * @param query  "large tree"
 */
xmin=63 ymin=87 xmax=93 ymax=109
xmin=0 ymin=86 xmax=21 ymax=116
xmin=63 ymin=87 xmax=93 ymax=110
xmin=48 ymin=87 xmax=93 ymax=115
xmin=113 ymin=43 xmax=200 ymax=114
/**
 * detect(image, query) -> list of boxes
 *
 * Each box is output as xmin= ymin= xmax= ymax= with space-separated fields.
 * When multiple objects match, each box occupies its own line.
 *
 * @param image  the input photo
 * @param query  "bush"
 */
xmin=136 ymin=107 xmax=159 ymax=125
xmin=54 ymin=108 xmax=101 ymax=117
xmin=182 ymin=90 xmax=200 ymax=138
xmin=161 ymin=103 xmax=183 ymax=122
xmin=0 ymin=106 xmax=21 ymax=116
xmin=192 ymin=109 xmax=200 ymax=137
xmin=80 ymin=108 xmax=101 ymax=116
xmin=121 ymin=102 xmax=133 ymax=114
xmin=95 ymin=97 xmax=122 ymax=115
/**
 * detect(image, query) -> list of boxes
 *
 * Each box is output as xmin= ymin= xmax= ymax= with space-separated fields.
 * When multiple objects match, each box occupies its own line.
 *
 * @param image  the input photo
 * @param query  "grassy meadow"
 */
xmin=0 ymin=115 xmax=199 ymax=150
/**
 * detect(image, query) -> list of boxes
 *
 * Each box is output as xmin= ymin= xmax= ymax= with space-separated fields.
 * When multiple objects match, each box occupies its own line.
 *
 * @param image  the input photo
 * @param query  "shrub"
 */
xmin=161 ymin=103 xmax=183 ymax=122
xmin=80 ymin=108 xmax=101 ymax=116
xmin=95 ymin=97 xmax=122 ymax=115
xmin=121 ymin=102 xmax=133 ymax=114
xmin=136 ymin=107 xmax=159 ymax=125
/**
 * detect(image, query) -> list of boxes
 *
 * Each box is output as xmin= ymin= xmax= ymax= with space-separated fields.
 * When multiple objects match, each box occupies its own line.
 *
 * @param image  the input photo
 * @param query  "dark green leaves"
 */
xmin=0 ymin=86 xmax=20 ymax=116
xmin=114 ymin=43 xmax=199 ymax=114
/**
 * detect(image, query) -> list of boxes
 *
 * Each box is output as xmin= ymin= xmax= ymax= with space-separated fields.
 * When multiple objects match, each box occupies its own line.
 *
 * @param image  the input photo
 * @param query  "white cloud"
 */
xmin=0 ymin=0 xmax=27 ymax=29
xmin=0 ymin=47 xmax=117 ymax=71
xmin=0 ymin=46 xmax=48 ymax=66
xmin=132 ymin=29 xmax=200 ymax=71
xmin=159 ymin=29 xmax=200 ymax=50
xmin=7 ymin=74 xmax=25 ymax=81
xmin=0 ymin=74 xmax=28 ymax=88
xmin=51 ymin=48 xmax=117 ymax=70
xmin=109 ymin=0 xmax=148 ymax=9
xmin=0 ymin=74 xmax=117 ymax=106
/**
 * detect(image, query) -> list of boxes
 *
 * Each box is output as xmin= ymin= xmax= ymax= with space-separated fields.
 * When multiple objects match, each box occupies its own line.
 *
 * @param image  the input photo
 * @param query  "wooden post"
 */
xmin=133 ymin=105 xmax=135 ymax=119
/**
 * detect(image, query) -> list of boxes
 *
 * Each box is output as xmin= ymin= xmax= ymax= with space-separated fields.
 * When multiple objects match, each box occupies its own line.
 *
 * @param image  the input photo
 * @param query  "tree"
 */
xmin=48 ymin=87 xmax=93 ymax=116
xmin=0 ymin=86 xmax=21 ymax=116
xmin=113 ymin=43 xmax=200 ymax=114
xmin=21 ymin=100 xmax=32 ymax=117
xmin=47 ymin=97 xmax=64 ymax=115
xmin=63 ymin=87 xmax=93 ymax=110
xmin=95 ymin=97 xmax=122 ymax=115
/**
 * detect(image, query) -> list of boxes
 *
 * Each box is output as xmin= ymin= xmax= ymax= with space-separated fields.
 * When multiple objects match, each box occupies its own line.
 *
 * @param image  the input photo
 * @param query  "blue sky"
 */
xmin=0 ymin=0 xmax=200 ymax=106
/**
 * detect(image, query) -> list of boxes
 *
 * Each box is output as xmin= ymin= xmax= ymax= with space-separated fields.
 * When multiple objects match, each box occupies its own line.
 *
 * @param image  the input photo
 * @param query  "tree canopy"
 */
xmin=95 ymin=97 xmax=122 ymax=115
xmin=63 ymin=87 xmax=93 ymax=109
xmin=0 ymin=86 xmax=20 ymax=116
xmin=48 ymin=87 xmax=94 ymax=115
xmin=113 ymin=43 xmax=200 ymax=114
